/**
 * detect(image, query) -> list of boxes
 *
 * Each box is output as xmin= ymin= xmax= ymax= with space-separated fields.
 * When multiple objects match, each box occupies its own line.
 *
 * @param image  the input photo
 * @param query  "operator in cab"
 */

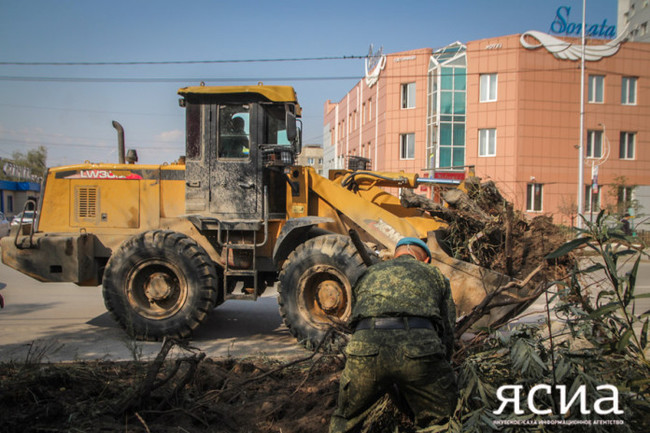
xmin=329 ymin=237 xmax=458 ymax=432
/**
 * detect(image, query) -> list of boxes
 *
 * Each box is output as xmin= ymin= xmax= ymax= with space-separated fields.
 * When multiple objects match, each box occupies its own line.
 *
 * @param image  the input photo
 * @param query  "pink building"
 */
xmin=323 ymin=48 xmax=432 ymax=176
xmin=323 ymin=34 xmax=650 ymax=226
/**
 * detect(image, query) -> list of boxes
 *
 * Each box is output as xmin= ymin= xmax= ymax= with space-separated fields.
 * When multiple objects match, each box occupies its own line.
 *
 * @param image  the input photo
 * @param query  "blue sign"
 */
xmin=550 ymin=6 xmax=616 ymax=39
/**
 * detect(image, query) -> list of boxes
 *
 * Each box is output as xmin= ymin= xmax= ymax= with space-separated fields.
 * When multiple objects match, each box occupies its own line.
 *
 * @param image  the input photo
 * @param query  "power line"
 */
xmin=0 ymin=55 xmax=366 ymax=66
xmin=0 ymin=103 xmax=178 ymax=117
xmin=0 ymin=75 xmax=361 ymax=83
xmin=0 ymin=138 xmax=181 ymax=150
xmin=0 ymin=129 xmax=183 ymax=146
xmin=0 ymin=63 xmax=613 ymax=84
xmin=2 ymin=42 xmax=648 ymax=68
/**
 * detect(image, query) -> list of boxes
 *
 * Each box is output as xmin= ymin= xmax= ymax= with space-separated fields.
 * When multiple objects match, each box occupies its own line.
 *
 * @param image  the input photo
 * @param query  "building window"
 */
xmin=307 ymin=157 xmax=315 ymax=165
xmin=401 ymin=83 xmax=416 ymax=109
xmin=621 ymin=77 xmax=637 ymax=105
xmin=526 ymin=183 xmax=543 ymax=212
xmin=618 ymin=186 xmax=634 ymax=213
xmin=619 ymin=132 xmax=636 ymax=159
xmin=588 ymin=75 xmax=605 ymax=103
xmin=478 ymin=128 xmax=496 ymax=157
xmin=479 ymin=73 xmax=498 ymax=102
xmin=400 ymin=133 xmax=415 ymax=159
xmin=586 ymin=130 xmax=603 ymax=158
xmin=585 ymin=185 xmax=601 ymax=212
xmin=439 ymin=123 xmax=465 ymax=168
xmin=428 ymin=42 xmax=467 ymax=170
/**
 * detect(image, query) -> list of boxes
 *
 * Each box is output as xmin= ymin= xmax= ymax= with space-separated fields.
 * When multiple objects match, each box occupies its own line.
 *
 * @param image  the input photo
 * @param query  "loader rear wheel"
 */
xmin=102 ymin=230 xmax=219 ymax=341
xmin=278 ymin=234 xmax=367 ymax=350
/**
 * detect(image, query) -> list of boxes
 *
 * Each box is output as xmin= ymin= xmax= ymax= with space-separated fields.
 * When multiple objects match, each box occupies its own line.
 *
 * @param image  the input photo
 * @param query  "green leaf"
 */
xmin=629 ymin=377 xmax=650 ymax=387
xmin=641 ymin=318 xmax=648 ymax=349
xmin=614 ymin=248 xmax=637 ymax=257
xmin=603 ymin=251 xmax=620 ymax=288
xmin=608 ymin=232 xmax=628 ymax=242
xmin=616 ymin=328 xmax=634 ymax=352
xmin=632 ymin=293 xmax=650 ymax=300
xmin=581 ymin=263 xmax=605 ymax=274
xmin=549 ymin=280 xmax=569 ymax=289
xmin=545 ymin=237 xmax=591 ymax=259
xmin=628 ymin=254 xmax=641 ymax=295
xmin=479 ymin=413 xmax=498 ymax=430
xmin=596 ymin=290 xmax=615 ymax=305
xmin=588 ymin=302 xmax=621 ymax=318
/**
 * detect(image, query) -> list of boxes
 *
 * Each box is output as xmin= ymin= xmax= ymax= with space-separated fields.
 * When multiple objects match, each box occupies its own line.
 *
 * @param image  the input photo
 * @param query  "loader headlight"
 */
xmin=281 ymin=151 xmax=292 ymax=165
xmin=261 ymin=146 xmax=295 ymax=167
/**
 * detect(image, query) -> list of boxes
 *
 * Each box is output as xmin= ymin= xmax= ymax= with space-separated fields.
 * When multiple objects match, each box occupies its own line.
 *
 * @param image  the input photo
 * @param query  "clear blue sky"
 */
xmin=0 ymin=0 xmax=616 ymax=167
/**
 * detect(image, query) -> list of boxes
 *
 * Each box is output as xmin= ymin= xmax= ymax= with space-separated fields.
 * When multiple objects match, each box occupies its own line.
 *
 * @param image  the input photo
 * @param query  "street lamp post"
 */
xmin=577 ymin=0 xmax=587 ymax=229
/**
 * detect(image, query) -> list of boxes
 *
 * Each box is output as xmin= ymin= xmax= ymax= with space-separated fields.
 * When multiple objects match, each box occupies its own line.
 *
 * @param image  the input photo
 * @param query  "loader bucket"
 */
xmin=428 ymin=245 xmax=515 ymax=329
xmin=308 ymin=169 xmax=533 ymax=331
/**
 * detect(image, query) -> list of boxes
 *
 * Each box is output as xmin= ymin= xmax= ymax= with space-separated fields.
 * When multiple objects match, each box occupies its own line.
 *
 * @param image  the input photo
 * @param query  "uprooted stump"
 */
xmin=401 ymin=179 xmax=574 ymax=343
xmin=401 ymin=180 xmax=571 ymax=282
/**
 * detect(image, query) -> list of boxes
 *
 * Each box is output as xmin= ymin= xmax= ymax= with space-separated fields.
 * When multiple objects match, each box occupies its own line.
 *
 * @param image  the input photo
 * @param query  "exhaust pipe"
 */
xmin=112 ymin=120 xmax=125 ymax=164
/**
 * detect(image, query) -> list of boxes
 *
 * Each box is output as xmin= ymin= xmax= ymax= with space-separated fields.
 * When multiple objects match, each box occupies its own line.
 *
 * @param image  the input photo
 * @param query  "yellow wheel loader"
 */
xmin=2 ymin=84 xmax=518 ymax=348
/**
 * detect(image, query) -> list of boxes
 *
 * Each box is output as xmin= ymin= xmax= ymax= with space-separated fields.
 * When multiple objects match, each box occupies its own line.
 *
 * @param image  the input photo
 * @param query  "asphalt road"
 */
xmin=0 ymin=256 xmax=309 ymax=363
xmin=1 ymin=249 xmax=648 ymax=363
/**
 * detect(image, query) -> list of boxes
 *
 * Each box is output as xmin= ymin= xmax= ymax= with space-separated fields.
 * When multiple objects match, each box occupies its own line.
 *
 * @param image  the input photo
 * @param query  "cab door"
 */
xmin=209 ymin=104 xmax=261 ymax=218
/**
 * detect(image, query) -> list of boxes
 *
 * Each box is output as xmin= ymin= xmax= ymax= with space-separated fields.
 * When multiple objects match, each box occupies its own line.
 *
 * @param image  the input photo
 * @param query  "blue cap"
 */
xmin=395 ymin=237 xmax=432 ymax=260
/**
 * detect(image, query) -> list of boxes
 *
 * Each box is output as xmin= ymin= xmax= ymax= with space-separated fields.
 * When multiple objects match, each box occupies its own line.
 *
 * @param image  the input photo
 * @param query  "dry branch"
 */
xmin=114 ymin=338 xmax=205 ymax=415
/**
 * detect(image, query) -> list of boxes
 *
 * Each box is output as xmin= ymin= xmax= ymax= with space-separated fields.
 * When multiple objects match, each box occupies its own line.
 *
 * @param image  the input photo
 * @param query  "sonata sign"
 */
xmin=365 ymin=44 xmax=386 ymax=88
xmin=550 ymin=6 xmax=616 ymax=39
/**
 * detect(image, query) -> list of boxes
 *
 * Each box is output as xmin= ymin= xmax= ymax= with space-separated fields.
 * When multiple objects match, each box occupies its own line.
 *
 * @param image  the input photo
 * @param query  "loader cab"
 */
xmin=178 ymin=85 xmax=301 ymax=220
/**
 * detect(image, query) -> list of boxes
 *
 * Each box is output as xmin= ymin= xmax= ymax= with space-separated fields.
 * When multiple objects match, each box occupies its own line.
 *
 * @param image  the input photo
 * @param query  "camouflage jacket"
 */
xmin=350 ymin=255 xmax=456 ymax=357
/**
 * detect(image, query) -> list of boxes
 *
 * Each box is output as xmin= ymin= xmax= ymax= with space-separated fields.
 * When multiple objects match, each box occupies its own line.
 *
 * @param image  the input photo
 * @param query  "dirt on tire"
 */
xmin=102 ymin=230 xmax=219 ymax=341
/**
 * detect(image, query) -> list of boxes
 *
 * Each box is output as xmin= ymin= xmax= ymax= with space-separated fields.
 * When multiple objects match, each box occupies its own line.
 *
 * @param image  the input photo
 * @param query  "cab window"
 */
xmin=262 ymin=104 xmax=290 ymax=146
xmin=219 ymin=105 xmax=250 ymax=159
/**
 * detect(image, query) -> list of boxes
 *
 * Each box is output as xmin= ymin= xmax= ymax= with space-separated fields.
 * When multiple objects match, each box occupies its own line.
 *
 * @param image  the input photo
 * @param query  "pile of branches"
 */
xmin=0 ymin=333 xmax=348 ymax=433
xmin=401 ymin=177 xmax=571 ymax=280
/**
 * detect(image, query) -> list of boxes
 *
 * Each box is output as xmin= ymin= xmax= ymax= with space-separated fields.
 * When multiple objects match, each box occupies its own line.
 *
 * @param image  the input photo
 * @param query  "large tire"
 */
xmin=102 ymin=230 xmax=219 ymax=341
xmin=278 ymin=234 xmax=367 ymax=349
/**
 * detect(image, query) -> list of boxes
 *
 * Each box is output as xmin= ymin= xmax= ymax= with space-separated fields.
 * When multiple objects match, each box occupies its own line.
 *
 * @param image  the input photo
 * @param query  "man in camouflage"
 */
xmin=329 ymin=237 xmax=458 ymax=433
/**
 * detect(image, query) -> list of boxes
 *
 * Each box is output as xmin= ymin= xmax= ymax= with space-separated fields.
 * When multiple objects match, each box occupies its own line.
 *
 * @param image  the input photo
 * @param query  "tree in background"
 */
xmin=0 ymin=146 xmax=47 ymax=182
xmin=606 ymin=175 xmax=637 ymax=217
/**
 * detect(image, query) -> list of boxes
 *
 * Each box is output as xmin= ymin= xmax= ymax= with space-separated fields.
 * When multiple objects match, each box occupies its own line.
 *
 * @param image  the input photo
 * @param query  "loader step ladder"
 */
xmin=218 ymin=188 xmax=269 ymax=301
xmin=219 ymin=220 xmax=260 ymax=301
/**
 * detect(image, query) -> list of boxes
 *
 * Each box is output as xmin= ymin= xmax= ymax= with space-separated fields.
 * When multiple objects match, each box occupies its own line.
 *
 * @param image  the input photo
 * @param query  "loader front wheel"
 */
xmin=102 ymin=230 xmax=219 ymax=341
xmin=278 ymin=234 xmax=367 ymax=350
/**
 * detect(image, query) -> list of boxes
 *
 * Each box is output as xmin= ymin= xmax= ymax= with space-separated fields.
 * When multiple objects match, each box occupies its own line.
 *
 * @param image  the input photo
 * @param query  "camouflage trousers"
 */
xmin=329 ymin=327 xmax=458 ymax=433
